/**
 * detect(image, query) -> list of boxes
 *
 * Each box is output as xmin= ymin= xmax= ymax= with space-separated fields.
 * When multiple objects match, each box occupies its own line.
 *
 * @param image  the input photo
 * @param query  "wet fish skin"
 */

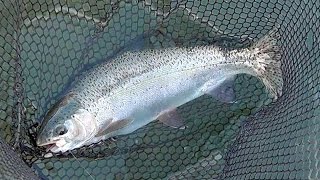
xmin=37 ymin=27 xmax=283 ymax=153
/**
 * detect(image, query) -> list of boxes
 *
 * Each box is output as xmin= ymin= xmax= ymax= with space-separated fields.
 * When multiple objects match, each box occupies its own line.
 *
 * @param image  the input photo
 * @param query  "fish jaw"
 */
xmin=36 ymin=121 xmax=73 ymax=153
xmin=36 ymin=138 xmax=58 ymax=149
xmin=36 ymin=135 xmax=68 ymax=152
xmin=37 ymin=128 xmax=84 ymax=153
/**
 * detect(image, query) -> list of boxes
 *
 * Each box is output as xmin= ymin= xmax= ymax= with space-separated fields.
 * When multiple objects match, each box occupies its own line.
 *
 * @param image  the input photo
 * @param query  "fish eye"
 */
xmin=55 ymin=125 xmax=68 ymax=136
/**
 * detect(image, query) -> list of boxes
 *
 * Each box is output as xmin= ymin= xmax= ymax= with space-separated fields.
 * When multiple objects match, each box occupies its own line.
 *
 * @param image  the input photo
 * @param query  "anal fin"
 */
xmin=158 ymin=108 xmax=186 ymax=129
xmin=206 ymin=76 xmax=236 ymax=103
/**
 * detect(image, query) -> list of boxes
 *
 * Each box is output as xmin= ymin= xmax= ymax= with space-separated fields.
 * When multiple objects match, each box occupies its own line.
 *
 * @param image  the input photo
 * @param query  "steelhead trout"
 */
xmin=37 ymin=28 xmax=283 ymax=153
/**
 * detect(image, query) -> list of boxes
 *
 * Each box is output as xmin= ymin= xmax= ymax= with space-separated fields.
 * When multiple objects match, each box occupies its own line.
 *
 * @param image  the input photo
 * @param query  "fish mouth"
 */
xmin=45 ymin=143 xmax=58 ymax=152
xmin=37 ymin=139 xmax=58 ymax=146
xmin=37 ymin=140 xmax=59 ymax=152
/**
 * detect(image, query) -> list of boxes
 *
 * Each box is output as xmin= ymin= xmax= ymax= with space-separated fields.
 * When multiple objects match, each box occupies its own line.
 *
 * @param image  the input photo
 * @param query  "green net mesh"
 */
xmin=0 ymin=0 xmax=319 ymax=179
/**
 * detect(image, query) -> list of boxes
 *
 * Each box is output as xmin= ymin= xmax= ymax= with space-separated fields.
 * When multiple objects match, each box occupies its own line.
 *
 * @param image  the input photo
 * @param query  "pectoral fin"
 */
xmin=95 ymin=118 xmax=133 ymax=137
xmin=206 ymin=76 xmax=236 ymax=103
xmin=158 ymin=109 xmax=186 ymax=129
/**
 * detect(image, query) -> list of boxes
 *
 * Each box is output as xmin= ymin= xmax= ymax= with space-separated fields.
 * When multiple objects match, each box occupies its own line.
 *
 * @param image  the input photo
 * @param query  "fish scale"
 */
xmin=75 ymin=47 xmax=223 ymax=108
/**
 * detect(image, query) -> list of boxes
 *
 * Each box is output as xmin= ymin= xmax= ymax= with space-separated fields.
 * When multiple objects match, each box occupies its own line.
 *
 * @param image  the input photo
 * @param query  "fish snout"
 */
xmin=36 ymin=133 xmax=52 ymax=147
xmin=36 ymin=135 xmax=46 ymax=146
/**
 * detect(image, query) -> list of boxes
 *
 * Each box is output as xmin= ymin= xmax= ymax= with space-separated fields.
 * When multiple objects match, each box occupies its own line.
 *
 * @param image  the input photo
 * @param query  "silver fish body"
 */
xmin=78 ymin=48 xmax=252 ymax=136
xmin=37 ymin=28 xmax=283 ymax=153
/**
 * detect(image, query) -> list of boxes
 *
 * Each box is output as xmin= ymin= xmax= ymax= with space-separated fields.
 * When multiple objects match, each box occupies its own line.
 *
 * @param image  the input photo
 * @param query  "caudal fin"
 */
xmin=249 ymin=25 xmax=283 ymax=100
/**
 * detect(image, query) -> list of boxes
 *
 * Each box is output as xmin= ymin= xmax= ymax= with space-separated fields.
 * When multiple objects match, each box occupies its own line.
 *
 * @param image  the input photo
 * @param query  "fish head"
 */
xmin=36 ymin=93 xmax=98 ymax=153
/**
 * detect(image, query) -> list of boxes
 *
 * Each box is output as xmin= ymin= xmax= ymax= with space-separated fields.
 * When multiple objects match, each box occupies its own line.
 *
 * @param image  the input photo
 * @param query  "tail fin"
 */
xmin=249 ymin=25 xmax=283 ymax=100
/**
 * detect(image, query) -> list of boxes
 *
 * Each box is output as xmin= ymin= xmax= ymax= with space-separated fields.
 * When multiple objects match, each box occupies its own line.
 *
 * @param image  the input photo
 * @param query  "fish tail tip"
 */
xmin=250 ymin=25 xmax=283 ymax=100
